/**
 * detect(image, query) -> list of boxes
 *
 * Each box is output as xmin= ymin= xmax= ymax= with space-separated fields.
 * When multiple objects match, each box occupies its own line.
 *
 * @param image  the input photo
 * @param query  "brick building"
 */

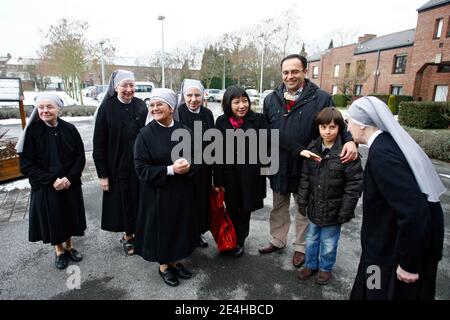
xmin=307 ymin=0 xmax=450 ymax=102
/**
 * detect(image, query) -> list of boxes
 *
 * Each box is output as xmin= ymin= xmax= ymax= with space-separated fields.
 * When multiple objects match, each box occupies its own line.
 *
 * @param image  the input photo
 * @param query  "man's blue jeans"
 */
xmin=305 ymin=222 xmax=341 ymax=272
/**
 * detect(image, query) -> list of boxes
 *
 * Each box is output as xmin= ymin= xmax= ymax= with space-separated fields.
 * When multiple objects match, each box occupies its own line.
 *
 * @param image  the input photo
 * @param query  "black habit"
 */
xmin=93 ymin=96 xmax=148 ymax=234
xmin=177 ymin=104 xmax=214 ymax=235
xmin=133 ymin=121 xmax=198 ymax=264
xmin=20 ymin=119 xmax=86 ymax=245
xmin=213 ymin=111 xmax=268 ymax=245
xmin=350 ymin=132 xmax=444 ymax=300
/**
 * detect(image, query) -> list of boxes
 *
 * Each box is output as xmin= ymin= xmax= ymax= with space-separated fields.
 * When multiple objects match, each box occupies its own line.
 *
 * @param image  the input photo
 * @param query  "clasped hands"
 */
xmin=53 ymin=177 xmax=71 ymax=191
xmin=173 ymin=158 xmax=190 ymax=175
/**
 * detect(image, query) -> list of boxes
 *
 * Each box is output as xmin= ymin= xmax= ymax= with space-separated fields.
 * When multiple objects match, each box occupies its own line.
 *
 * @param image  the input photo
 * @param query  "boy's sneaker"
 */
xmin=315 ymin=271 xmax=332 ymax=285
xmin=297 ymin=267 xmax=318 ymax=281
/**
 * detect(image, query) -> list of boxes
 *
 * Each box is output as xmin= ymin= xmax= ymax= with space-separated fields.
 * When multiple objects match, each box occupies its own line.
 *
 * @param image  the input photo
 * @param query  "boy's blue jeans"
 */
xmin=305 ymin=222 xmax=341 ymax=272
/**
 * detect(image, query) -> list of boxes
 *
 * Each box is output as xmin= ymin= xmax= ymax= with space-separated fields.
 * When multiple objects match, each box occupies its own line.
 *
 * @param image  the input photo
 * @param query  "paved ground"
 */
xmin=0 ymin=149 xmax=449 ymax=300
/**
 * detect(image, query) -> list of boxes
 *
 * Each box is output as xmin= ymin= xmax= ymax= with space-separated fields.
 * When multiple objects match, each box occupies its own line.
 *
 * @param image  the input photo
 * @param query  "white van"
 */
xmin=134 ymin=81 xmax=155 ymax=101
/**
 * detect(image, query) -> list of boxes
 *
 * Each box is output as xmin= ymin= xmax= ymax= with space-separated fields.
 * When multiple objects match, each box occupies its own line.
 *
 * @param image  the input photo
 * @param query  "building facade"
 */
xmin=307 ymin=0 xmax=450 ymax=102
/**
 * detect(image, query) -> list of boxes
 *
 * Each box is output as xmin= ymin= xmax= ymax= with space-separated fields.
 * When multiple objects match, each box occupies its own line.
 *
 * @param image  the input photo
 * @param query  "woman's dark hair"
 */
xmin=315 ymin=107 xmax=345 ymax=135
xmin=221 ymin=85 xmax=251 ymax=118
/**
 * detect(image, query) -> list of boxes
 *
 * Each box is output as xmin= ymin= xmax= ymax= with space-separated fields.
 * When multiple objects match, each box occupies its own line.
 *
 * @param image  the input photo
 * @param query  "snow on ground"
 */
xmin=0 ymin=91 xmax=99 ymax=107
xmin=0 ymin=178 xmax=30 ymax=192
xmin=0 ymin=116 xmax=93 ymax=125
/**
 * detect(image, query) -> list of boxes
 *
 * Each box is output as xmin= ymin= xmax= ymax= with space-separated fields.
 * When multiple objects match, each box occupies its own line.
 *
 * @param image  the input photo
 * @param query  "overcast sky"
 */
xmin=1 ymin=0 xmax=428 ymax=59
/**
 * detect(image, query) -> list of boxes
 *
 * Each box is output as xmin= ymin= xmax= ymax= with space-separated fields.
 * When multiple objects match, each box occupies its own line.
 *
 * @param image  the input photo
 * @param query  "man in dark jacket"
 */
xmin=259 ymin=54 xmax=358 ymax=268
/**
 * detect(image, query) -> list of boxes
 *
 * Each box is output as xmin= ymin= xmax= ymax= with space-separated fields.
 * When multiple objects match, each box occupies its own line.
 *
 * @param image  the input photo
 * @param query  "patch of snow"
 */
xmin=0 ymin=178 xmax=30 ymax=192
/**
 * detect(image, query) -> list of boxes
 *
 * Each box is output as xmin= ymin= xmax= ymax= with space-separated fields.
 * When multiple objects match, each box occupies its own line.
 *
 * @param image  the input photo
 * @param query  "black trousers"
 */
xmin=228 ymin=209 xmax=251 ymax=246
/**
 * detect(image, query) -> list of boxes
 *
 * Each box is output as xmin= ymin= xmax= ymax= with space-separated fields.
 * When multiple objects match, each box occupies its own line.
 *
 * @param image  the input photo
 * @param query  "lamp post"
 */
xmin=259 ymin=35 xmax=265 ymax=104
xmin=157 ymin=15 xmax=166 ymax=88
xmin=99 ymin=40 xmax=105 ymax=86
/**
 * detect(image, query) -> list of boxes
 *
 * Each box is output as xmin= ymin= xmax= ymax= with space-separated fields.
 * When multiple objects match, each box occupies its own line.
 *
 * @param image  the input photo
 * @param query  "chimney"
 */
xmin=358 ymin=34 xmax=377 ymax=44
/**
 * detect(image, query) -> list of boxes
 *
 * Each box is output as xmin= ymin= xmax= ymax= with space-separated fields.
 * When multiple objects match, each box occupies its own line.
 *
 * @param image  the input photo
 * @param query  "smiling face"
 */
xmin=149 ymin=99 xmax=173 ymax=125
xmin=281 ymin=57 xmax=307 ymax=94
xmin=115 ymin=80 xmax=135 ymax=103
xmin=37 ymin=100 xmax=59 ymax=126
xmin=184 ymin=87 xmax=203 ymax=111
xmin=231 ymin=96 xmax=249 ymax=118
xmin=319 ymin=120 xmax=339 ymax=146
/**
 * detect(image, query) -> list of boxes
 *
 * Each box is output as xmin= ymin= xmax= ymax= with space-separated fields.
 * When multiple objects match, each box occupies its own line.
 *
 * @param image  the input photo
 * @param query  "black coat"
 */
xmin=351 ymin=132 xmax=444 ymax=300
xmin=92 ymin=96 xmax=148 ymax=233
xmin=133 ymin=121 xmax=197 ymax=264
xmin=359 ymin=132 xmax=444 ymax=273
xmin=297 ymin=136 xmax=363 ymax=226
xmin=213 ymin=110 xmax=267 ymax=213
xmin=263 ymin=79 xmax=353 ymax=194
xmin=20 ymin=119 xmax=86 ymax=245
xmin=178 ymin=104 xmax=215 ymax=234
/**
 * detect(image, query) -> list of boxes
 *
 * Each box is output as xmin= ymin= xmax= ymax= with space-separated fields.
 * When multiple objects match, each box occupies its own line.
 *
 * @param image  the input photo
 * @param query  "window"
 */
xmin=345 ymin=63 xmax=351 ymax=78
xmin=434 ymin=18 xmax=443 ymax=39
xmin=437 ymin=64 xmax=450 ymax=73
xmin=354 ymin=85 xmax=363 ymax=95
xmin=356 ymin=60 xmax=366 ymax=77
xmin=312 ymin=66 xmax=319 ymax=79
xmin=332 ymin=85 xmax=338 ymax=95
xmin=393 ymin=55 xmax=407 ymax=74
xmin=434 ymin=85 xmax=448 ymax=102
xmin=390 ymin=85 xmax=404 ymax=95
xmin=333 ymin=64 xmax=340 ymax=78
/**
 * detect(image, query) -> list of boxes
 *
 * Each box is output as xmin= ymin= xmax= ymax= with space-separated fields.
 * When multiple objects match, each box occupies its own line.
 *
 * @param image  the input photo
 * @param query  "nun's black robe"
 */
xmin=20 ymin=119 xmax=86 ymax=245
xmin=177 ymin=104 xmax=214 ymax=235
xmin=133 ymin=121 xmax=198 ymax=264
xmin=350 ymin=132 xmax=444 ymax=300
xmin=93 ymin=96 xmax=148 ymax=234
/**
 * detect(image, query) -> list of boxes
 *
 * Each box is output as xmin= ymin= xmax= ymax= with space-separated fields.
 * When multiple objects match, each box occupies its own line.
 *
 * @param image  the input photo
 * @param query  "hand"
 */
xmin=99 ymin=177 xmax=109 ymax=192
xmin=396 ymin=265 xmax=419 ymax=284
xmin=214 ymin=186 xmax=225 ymax=193
xmin=53 ymin=178 xmax=64 ymax=191
xmin=338 ymin=215 xmax=352 ymax=224
xmin=300 ymin=150 xmax=321 ymax=162
xmin=60 ymin=177 xmax=71 ymax=190
xmin=340 ymin=141 xmax=358 ymax=164
xmin=173 ymin=158 xmax=190 ymax=175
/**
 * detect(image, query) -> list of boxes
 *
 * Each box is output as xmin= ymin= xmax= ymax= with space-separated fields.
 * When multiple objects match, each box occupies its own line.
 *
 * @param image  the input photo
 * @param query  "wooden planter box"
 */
xmin=0 ymin=156 xmax=23 ymax=182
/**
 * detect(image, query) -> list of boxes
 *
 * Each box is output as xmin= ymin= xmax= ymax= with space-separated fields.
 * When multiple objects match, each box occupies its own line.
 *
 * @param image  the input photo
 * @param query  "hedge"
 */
xmin=332 ymin=94 xmax=350 ymax=107
xmin=0 ymin=105 xmax=97 ymax=119
xmin=398 ymin=102 xmax=449 ymax=129
xmin=404 ymin=127 xmax=450 ymax=162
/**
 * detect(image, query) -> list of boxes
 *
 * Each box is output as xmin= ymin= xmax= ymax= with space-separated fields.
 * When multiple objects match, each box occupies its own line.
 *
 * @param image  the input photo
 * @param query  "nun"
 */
xmin=93 ymin=70 xmax=148 ymax=255
xmin=177 ymin=79 xmax=215 ymax=248
xmin=134 ymin=88 xmax=198 ymax=287
xmin=347 ymin=96 xmax=445 ymax=300
xmin=18 ymin=94 xmax=86 ymax=270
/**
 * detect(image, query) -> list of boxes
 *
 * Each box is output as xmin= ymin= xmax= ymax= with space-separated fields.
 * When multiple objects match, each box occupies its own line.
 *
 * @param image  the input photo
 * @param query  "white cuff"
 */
xmin=167 ymin=165 xmax=174 ymax=175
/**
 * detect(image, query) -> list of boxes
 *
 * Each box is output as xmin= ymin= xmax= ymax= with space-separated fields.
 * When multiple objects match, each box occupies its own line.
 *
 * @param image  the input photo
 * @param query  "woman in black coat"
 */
xmin=177 ymin=79 xmax=215 ymax=248
xmin=347 ymin=96 xmax=445 ymax=300
xmin=214 ymin=86 xmax=268 ymax=256
xmin=93 ymin=70 xmax=148 ymax=255
xmin=18 ymin=94 xmax=86 ymax=270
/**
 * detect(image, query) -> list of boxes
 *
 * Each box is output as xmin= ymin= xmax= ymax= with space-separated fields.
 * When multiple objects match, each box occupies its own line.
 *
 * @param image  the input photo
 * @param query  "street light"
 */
xmin=157 ymin=15 xmax=166 ymax=88
xmin=99 ymin=40 xmax=105 ymax=86
xmin=221 ymin=54 xmax=226 ymax=90
xmin=259 ymin=34 xmax=265 ymax=104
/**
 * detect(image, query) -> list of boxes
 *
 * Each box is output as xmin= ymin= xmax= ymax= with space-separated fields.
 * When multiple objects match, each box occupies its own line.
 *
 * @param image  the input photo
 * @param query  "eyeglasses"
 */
xmin=118 ymin=83 xmax=135 ymax=89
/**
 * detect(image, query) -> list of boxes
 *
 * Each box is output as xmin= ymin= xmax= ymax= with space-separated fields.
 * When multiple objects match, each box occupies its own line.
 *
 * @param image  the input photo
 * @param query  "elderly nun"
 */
xmin=346 ymin=96 xmax=445 ymax=300
xmin=133 ymin=88 xmax=198 ymax=287
xmin=177 ymin=79 xmax=214 ymax=248
xmin=18 ymin=94 xmax=86 ymax=270
xmin=93 ymin=70 xmax=148 ymax=256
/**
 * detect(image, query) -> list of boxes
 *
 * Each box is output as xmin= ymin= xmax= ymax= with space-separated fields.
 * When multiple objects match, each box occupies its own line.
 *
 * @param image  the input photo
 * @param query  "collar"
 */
xmin=368 ymin=130 xmax=383 ymax=148
xmin=186 ymin=106 xmax=201 ymax=114
xmin=117 ymin=96 xmax=132 ymax=105
xmin=156 ymin=119 xmax=174 ymax=128
xmin=283 ymin=81 xmax=305 ymax=101
xmin=44 ymin=120 xmax=58 ymax=127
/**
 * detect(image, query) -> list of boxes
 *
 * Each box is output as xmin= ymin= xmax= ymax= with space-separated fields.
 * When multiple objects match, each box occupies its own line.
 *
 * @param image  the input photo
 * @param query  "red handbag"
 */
xmin=209 ymin=188 xmax=237 ymax=252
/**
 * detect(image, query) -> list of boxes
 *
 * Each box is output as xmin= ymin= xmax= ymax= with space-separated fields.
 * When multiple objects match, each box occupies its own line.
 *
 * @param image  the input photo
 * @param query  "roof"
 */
xmin=354 ymin=29 xmax=415 ymax=55
xmin=5 ymin=58 xmax=40 ymax=66
xmin=417 ymin=0 xmax=450 ymax=12
xmin=307 ymin=53 xmax=322 ymax=62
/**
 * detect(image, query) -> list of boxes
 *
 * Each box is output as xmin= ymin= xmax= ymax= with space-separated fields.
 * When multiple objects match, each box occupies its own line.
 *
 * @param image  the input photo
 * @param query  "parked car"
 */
xmin=245 ymin=89 xmax=260 ymax=105
xmin=82 ymin=86 xmax=95 ymax=97
xmin=204 ymin=89 xmax=224 ymax=102
xmin=93 ymin=85 xmax=108 ymax=100
xmin=260 ymin=89 xmax=274 ymax=103
xmin=134 ymin=81 xmax=155 ymax=101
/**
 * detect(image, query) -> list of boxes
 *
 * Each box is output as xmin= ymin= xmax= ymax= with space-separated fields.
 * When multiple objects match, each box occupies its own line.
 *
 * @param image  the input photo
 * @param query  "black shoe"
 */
xmin=170 ymin=263 xmax=192 ymax=279
xmin=65 ymin=248 xmax=82 ymax=262
xmin=159 ymin=268 xmax=179 ymax=287
xmin=55 ymin=253 xmax=68 ymax=270
xmin=198 ymin=235 xmax=208 ymax=248
xmin=233 ymin=244 xmax=245 ymax=257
